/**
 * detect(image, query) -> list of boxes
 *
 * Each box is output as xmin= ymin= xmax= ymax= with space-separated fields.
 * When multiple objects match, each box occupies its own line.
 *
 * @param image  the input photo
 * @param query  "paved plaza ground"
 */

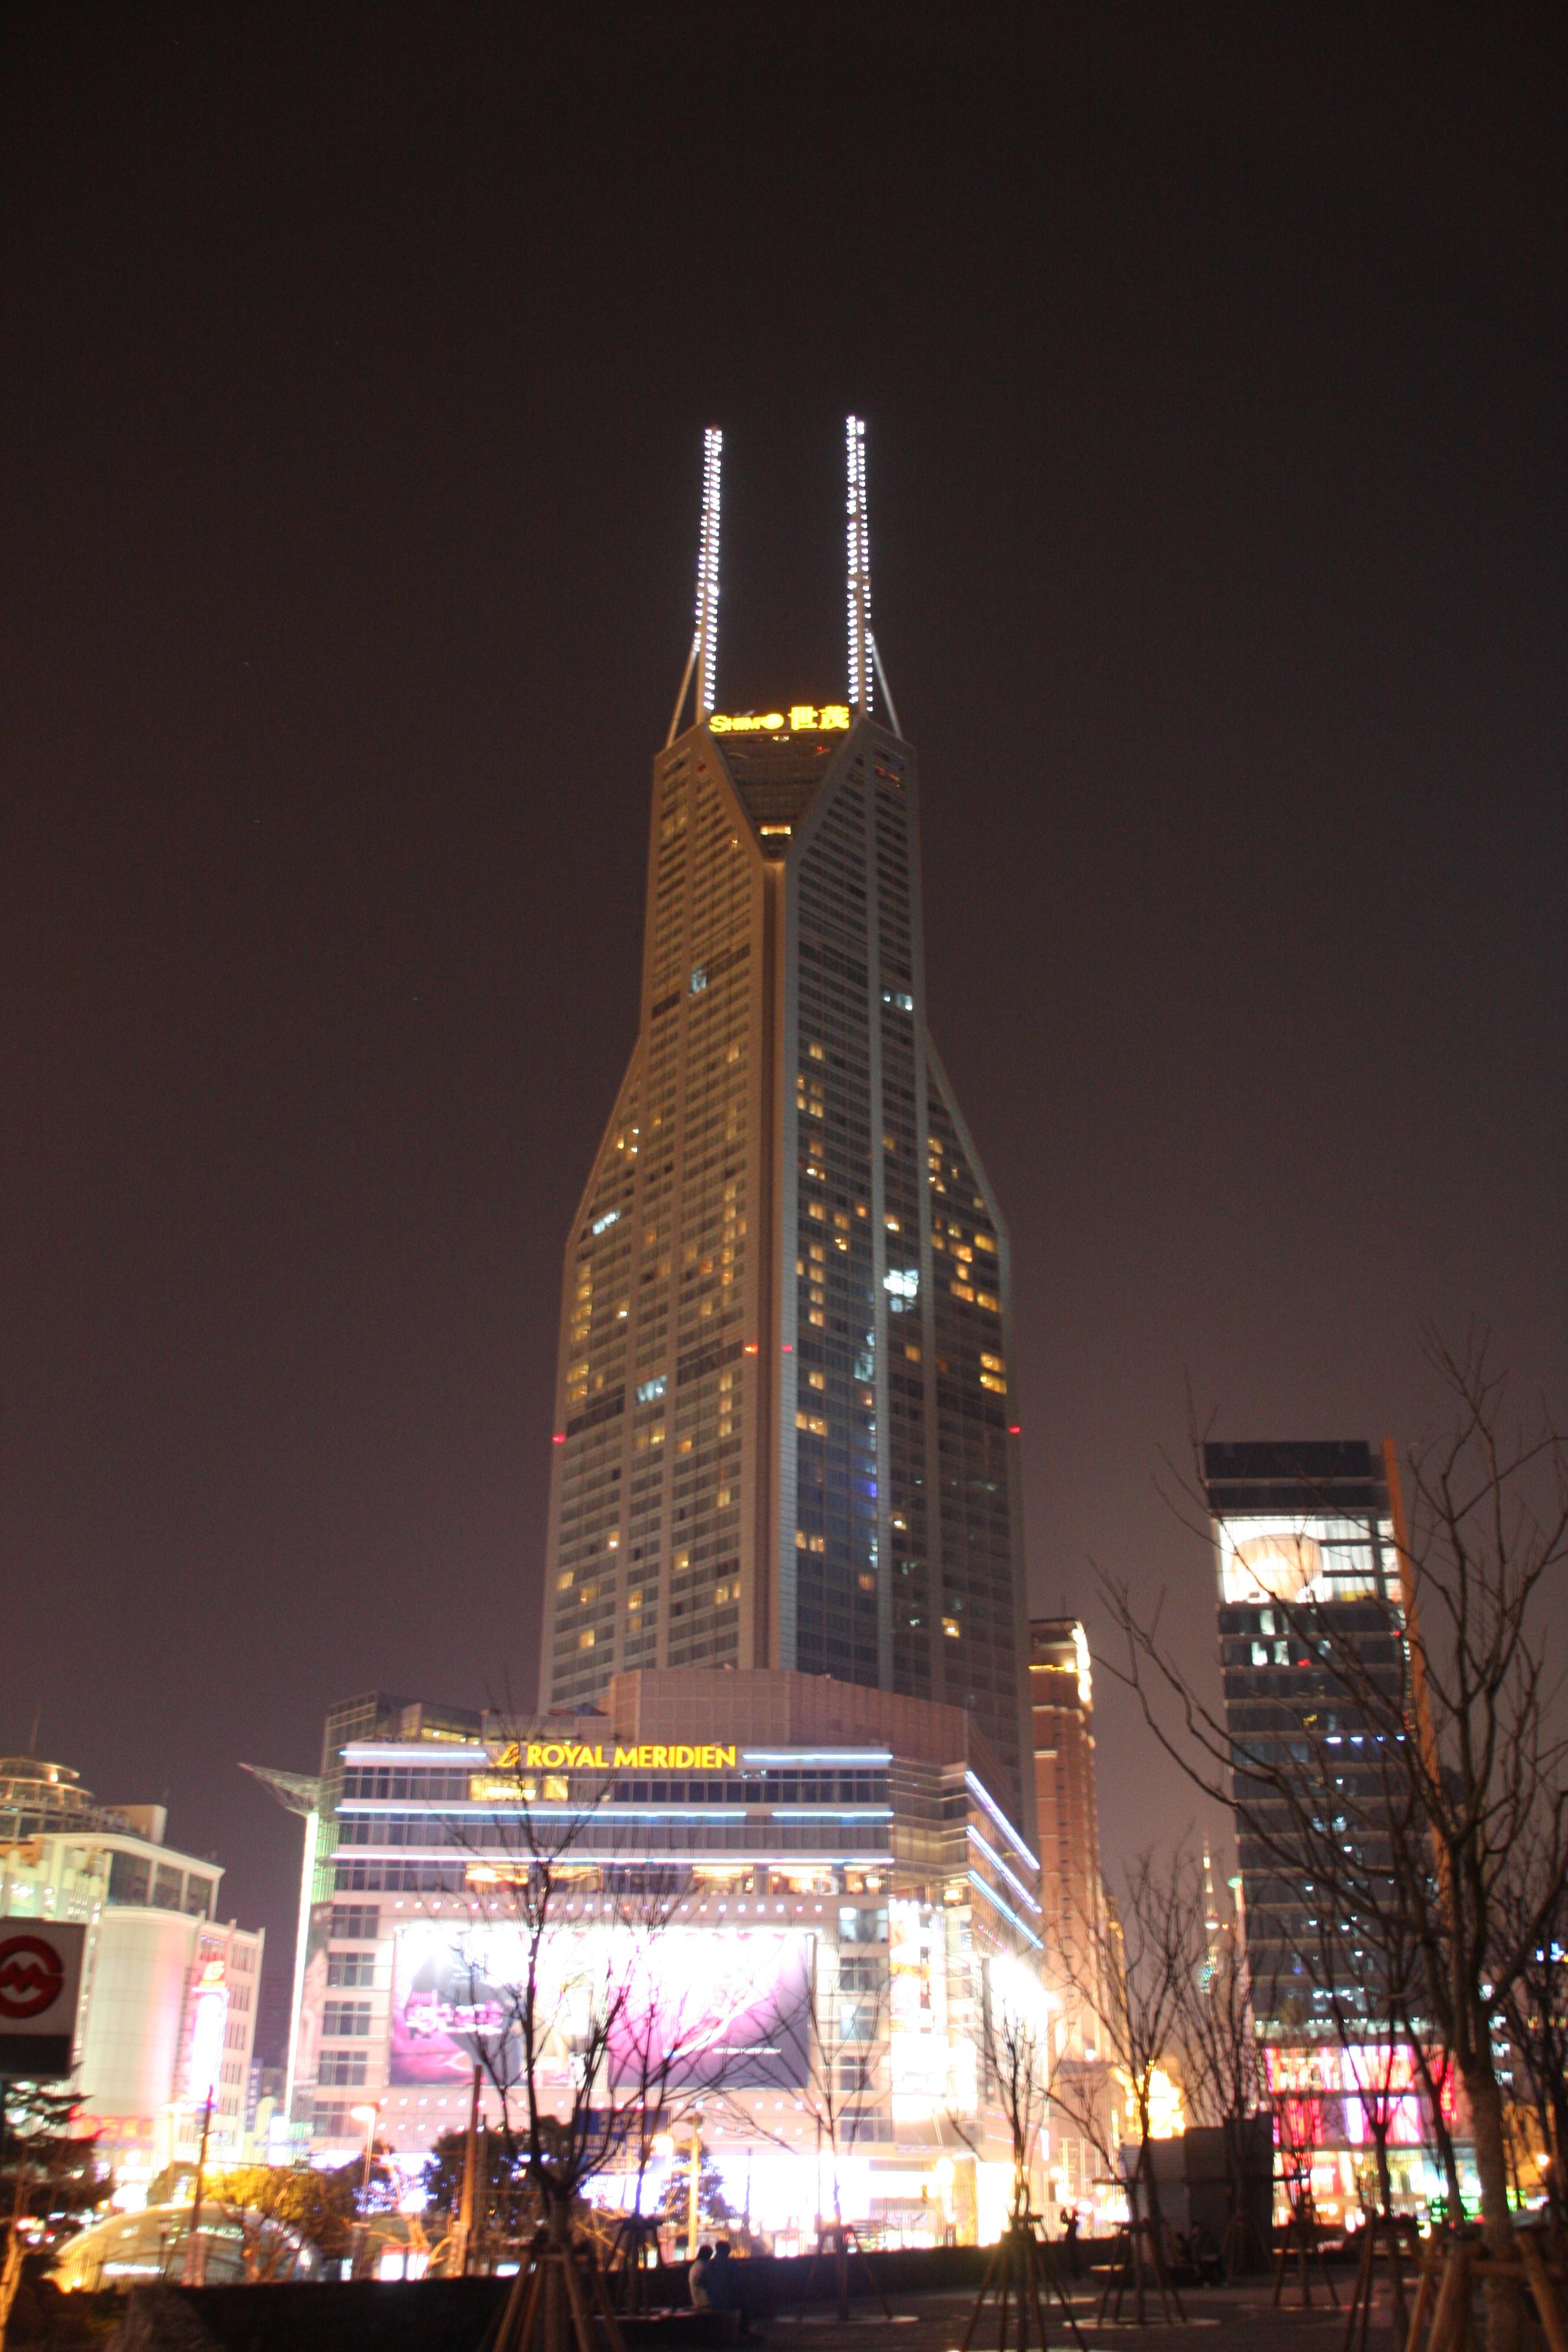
xmin=758 ymin=2281 xmax=1391 ymax=2352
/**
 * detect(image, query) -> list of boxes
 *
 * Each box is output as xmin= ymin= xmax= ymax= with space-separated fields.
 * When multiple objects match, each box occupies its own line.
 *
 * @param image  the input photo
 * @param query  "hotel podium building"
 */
xmin=271 ymin=1671 xmax=1045 ymax=2243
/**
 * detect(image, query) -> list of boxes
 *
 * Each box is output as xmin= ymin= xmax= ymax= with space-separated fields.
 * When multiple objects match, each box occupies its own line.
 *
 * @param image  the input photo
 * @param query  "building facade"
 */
xmin=1203 ymin=1440 xmax=1461 ymax=2221
xmin=538 ymin=437 xmax=1032 ymax=1837
xmin=1027 ymin=1618 xmax=1112 ymax=2210
xmin=0 ymin=1757 xmax=263 ymax=2192
xmin=276 ymin=1670 xmax=1044 ymax=2244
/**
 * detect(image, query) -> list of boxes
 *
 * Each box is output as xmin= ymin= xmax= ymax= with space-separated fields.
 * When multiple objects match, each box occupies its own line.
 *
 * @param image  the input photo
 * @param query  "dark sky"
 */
xmin=4 ymin=6 xmax=1563 ymax=2065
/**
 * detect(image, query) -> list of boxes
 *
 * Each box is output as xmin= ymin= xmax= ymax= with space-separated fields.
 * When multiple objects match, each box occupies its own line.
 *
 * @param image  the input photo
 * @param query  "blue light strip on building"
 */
xmin=964 ymin=1771 xmax=1040 ymax=1872
xmin=967 ymin=1826 xmax=1042 ymax=1914
xmin=338 ymin=1803 xmax=750 ymax=1824
xmin=342 ymin=1745 xmax=491 ymax=1766
xmin=741 ymin=1751 xmax=893 ymax=1767
xmin=967 ymin=1869 xmax=1044 ymax=1950
xmin=769 ymin=1809 xmax=893 ymax=1822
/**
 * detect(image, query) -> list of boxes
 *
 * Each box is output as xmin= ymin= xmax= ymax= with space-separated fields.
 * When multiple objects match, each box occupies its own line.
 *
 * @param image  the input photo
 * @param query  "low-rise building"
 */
xmin=0 ymin=1756 xmax=263 ymax=2197
xmin=254 ymin=1670 xmax=1051 ymax=2246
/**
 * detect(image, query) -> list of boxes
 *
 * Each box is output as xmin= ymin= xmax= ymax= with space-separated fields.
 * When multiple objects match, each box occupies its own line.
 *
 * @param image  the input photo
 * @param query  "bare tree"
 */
xmin=949 ymin=1949 xmax=1065 ymax=2224
xmin=1056 ymin=1850 xmax=1204 ymax=2308
xmin=1099 ymin=1339 xmax=1568 ymax=2352
xmin=1170 ymin=1871 xmax=1267 ymax=2268
xmin=1497 ymin=1869 xmax=1568 ymax=2229
xmin=422 ymin=1737 xmax=792 ymax=2352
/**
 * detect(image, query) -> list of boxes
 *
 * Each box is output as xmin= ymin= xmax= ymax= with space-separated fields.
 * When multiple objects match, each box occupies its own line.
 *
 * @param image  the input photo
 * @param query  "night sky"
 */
xmin=4 ymin=8 xmax=1563 ymax=2065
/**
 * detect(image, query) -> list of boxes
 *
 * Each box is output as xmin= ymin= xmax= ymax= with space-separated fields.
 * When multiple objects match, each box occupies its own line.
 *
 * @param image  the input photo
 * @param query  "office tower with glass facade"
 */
xmin=538 ymin=428 xmax=1033 ymax=1834
xmin=1203 ymin=1439 xmax=1408 ymax=2033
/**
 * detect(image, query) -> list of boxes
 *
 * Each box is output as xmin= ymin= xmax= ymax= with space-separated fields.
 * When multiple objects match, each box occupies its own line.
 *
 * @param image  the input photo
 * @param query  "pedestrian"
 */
xmin=689 ymin=2244 xmax=715 ymax=2307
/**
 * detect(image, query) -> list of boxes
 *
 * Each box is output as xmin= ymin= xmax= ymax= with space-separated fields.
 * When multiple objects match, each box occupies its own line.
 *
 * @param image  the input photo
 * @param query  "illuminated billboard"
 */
xmin=1263 ymin=2043 xmax=1436 ymax=2148
xmin=390 ymin=1922 xmax=811 ymax=2092
xmin=185 ymin=1960 xmax=229 ymax=2105
xmin=1216 ymin=1515 xmax=1397 ymax=1606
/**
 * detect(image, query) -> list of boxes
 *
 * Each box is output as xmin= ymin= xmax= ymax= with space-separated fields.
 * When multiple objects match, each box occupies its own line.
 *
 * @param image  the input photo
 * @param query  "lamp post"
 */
xmin=350 ymin=2103 xmax=381 ymax=2199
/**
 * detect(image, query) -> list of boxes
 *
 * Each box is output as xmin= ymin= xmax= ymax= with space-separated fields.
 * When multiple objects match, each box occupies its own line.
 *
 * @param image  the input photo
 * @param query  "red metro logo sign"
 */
xmin=0 ymin=1920 xmax=85 ymax=2080
xmin=0 ymin=1934 xmax=66 ymax=2020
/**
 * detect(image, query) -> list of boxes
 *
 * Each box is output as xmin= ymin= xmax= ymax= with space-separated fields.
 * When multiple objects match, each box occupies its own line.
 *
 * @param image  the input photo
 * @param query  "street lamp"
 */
xmin=350 ymin=2104 xmax=381 ymax=2198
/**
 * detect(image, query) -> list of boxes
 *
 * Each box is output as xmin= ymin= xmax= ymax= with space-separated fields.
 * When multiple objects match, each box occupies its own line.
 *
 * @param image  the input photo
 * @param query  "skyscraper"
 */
xmin=1028 ymin=1618 xmax=1104 ymax=2044
xmin=538 ymin=423 xmax=1034 ymax=1829
xmin=1203 ymin=1439 xmax=1407 ymax=2033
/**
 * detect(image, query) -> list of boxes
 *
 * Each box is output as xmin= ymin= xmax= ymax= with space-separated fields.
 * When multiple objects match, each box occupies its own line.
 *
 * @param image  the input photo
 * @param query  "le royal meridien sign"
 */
xmin=709 ymin=705 xmax=851 ymax=736
xmin=490 ymin=1740 xmax=737 ymax=1774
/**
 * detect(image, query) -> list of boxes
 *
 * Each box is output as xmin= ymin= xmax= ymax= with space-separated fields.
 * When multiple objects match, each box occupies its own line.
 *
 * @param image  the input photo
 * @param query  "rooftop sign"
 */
xmin=491 ymin=1740 xmax=739 ymax=1775
xmin=710 ymin=705 xmax=851 ymax=735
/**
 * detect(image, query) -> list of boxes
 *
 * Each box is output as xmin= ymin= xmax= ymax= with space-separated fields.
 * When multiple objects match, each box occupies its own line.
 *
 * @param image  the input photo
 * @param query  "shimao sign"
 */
xmin=0 ymin=1922 xmax=87 ymax=2079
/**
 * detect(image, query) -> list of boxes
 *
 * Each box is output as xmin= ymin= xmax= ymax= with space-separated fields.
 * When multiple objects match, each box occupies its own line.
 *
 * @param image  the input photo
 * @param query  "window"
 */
xmin=796 ymin=1411 xmax=828 ymax=1437
xmin=318 ymin=2051 xmax=368 ymax=2087
xmin=578 ymin=1630 xmax=596 ymax=1650
xmin=327 ymin=1953 xmax=374 ymax=1988
xmin=808 ymin=1370 xmax=826 ymax=1391
xmin=322 ymin=2001 xmax=371 ymax=2037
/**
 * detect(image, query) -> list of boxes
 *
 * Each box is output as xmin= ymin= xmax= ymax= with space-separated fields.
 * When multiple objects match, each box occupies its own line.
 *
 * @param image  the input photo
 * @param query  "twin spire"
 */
xmin=667 ymin=418 xmax=900 ymax=744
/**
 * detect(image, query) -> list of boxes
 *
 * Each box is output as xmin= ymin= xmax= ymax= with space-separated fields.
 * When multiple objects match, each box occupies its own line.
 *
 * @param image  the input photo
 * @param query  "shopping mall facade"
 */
xmin=0 ymin=1756 xmax=264 ymax=2195
xmin=267 ymin=1669 xmax=1054 ymax=2246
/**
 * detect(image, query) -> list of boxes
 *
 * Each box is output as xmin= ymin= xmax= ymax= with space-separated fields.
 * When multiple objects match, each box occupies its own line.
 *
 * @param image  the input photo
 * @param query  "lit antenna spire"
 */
xmin=696 ymin=426 xmax=723 ymax=715
xmin=668 ymin=427 xmax=724 ymax=745
xmin=846 ymin=415 xmax=871 ymax=713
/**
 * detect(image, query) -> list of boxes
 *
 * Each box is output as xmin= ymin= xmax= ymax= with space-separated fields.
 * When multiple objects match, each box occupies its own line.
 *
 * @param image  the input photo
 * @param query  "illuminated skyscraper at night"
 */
xmin=538 ymin=423 xmax=1034 ymax=1830
xmin=1204 ymin=1440 xmax=1406 ymax=2031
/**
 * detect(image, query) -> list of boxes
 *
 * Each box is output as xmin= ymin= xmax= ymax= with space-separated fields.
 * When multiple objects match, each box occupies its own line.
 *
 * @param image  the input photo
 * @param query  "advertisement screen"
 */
xmin=391 ymin=1921 xmax=811 ymax=2092
xmin=1217 ymin=1516 xmax=1396 ymax=1606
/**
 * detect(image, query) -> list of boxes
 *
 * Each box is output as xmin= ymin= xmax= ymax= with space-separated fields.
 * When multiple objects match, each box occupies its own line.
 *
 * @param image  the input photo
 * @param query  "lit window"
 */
xmin=905 ymin=1344 xmax=921 ymax=1362
xmin=884 ymin=1216 xmax=900 ymax=1232
xmin=808 ymin=1042 xmax=825 ymax=1061
xmin=717 ymin=1486 xmax=732 ymax=1508
xmin=808 ymin=1203 xmax=826 ymax=1223
xmin=808 ymin=1370 xmax=826 ymax=1391
xmin=808 ymin=1310 xmax=825 ymax=1327
xmin=628 ymin=1591 xmax=642 ymax=1611
xmin=980 ymin=1374 xmax=1007 ymax=1394
xmin=942 ymin=1618 xmax=961 ymax=1639
xmin=981 ymin=1352 xmax=1005 ymax=1373
xmin=636 ymin=1375 xmax=667 ymax=1403
xmin=951 ymin=1281 xmax=975 ymax=1302
xmin=578 ymin=1630 xmax=596 ymax=1650
xmin=976 ymin=1291 xmax=1000 ymax=1313
xmin=557 ymin=1572 xmax=574 ymax=1592
xmin=796 ymin=1411 xmax=828 ymax=1437
xmin=858 ymin=1573 xmax=877 ymax=1593
xmin=974 ymin=1233 xmax=997 ymax=1253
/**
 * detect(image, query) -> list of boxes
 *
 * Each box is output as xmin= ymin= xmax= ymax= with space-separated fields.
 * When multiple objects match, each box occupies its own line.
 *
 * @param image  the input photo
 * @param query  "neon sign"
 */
xmin=710 ymin=705 xmax=851 ymax=735
xmin=489 ymin=1740 xmax=738 ymax=1775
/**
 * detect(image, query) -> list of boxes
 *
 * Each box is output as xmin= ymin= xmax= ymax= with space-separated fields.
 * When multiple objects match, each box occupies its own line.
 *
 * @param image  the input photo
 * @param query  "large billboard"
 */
xmin=391 ymin=1921 xmax=811 ymax=2093
xmin=1217 ymin=1515 xmax=1396 ymax=1606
